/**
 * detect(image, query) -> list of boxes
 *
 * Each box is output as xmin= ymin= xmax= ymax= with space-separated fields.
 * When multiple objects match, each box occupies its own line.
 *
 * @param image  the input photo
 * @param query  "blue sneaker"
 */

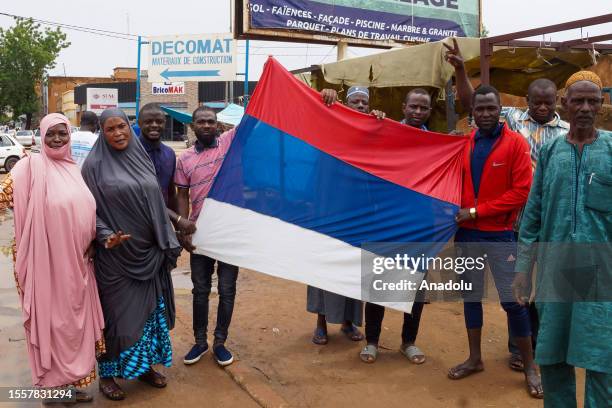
xmin=213 ymin=344 xmax=234 ymax=367
xmin=183 ymin=343 xmax=208 ymax=365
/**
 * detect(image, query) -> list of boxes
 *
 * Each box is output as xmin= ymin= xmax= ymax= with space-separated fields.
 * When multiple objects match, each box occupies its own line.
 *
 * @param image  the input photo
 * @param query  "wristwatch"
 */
xmin=469 ymin=207 xmax=477 ymax=219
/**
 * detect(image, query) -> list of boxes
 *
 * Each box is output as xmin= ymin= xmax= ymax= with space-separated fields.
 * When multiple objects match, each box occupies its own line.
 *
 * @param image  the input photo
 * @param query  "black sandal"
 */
xmin=509 ymin=354 xmax=524 ymax=371
xmin=99 ymin=380 xmax=126 ymax=401
xmin=138 ymin=369 xmax=167 ymax=388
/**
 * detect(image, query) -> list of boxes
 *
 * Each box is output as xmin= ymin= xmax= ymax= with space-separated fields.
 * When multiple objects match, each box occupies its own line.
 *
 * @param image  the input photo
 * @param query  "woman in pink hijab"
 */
xmin=0 ymin=113 xmax=105 ymax=402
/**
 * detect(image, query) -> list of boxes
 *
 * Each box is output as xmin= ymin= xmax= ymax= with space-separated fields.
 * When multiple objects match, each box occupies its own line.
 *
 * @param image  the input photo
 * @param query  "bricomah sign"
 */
xmin=236 ymin=0 xmax=481 ymax=46
xmin=152 ymin=82 xmax=185 ymax=95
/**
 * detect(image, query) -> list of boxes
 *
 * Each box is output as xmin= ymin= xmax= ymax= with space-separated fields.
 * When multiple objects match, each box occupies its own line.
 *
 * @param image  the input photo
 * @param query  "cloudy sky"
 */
xmin=1 ymin=0 xmax=610 ymax=79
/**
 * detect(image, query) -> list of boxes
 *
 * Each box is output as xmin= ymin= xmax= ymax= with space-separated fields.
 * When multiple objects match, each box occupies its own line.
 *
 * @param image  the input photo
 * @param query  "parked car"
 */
xmin=0 ymin=133 xmax=26 ymax=172
xmin=34 ymin=128 xmax=41 ymax=146
xmin=15 ymin=130 xmax=35 ymax=147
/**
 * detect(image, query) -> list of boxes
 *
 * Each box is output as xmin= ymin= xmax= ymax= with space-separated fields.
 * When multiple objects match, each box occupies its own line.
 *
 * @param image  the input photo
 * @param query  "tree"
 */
xmin=481 ymin=25 xmax=489 ymax=38
xmin=0 ymin=18 xmax=70 ymax=129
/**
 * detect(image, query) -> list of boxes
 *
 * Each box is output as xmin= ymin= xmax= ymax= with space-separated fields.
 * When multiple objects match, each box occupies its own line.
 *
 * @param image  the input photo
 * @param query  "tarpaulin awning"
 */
xmin=217 ymin=103 xmax=245 ymax=126
xmin=204 ymin=102 xmax=228 ymax=109
xmin=161 ymin=106 xmax=192 ymax=124
xmin=316 ymin=37 xmax=596 ymax=95
xmin=310 ymin=37 xmax=599 ymax=131
xmin=320 ymin=38 xmax=481 ymax=89
xmin=463 ymin=47 xmax=597 ymax=96
xmin=162 ymin=104 xmax=245 ymax=126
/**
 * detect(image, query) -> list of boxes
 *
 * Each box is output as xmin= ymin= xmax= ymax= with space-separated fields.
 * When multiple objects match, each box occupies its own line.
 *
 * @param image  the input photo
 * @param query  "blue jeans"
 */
xmin=455 ymin=228 xmax=531 ymax=338
xmin=190 ymin=253 xmax=239 ymax=345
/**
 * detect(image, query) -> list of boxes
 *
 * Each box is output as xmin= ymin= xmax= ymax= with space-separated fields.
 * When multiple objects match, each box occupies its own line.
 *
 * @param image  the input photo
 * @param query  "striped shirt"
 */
xmin=174 ymin=129 xmax=236 ymax=221
xmin=501 ymin=107 xmax=569 ymax=169
xmin=70 ymin=131 xmax=98 ymax=168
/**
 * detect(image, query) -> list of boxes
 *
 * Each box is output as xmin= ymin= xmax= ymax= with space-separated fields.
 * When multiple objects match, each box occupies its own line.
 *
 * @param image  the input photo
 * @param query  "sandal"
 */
xmin=75 ymin=390 xmax=93 ymax=403
xmin=509 ymin=353 xmax=524 ymax=371
xmin=99 ymin=380 xmax=126 ymax=401
xmin=360 ymin=344 xmax=378 ymax=363
xmin=341 ymin=325 xmax=364 ymax=341
xmin=138 ymin=369 xmax=168 ymax=388
xmin=448 ymin=361 xmax=484 ymax=380
xmin=312 ymin=327 xmax=328 ymax=345
xmin=400 ymin=344 xmax=426 ymax=364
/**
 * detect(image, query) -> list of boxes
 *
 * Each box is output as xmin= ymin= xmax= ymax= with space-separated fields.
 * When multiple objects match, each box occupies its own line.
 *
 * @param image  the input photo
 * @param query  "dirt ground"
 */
xmin=0 ymin=169 xmax=588 ymax=408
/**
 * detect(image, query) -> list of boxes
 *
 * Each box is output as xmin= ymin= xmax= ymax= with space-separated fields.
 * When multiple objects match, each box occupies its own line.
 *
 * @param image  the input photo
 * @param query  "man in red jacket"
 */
xmin=449 ymin=85 xmax=543 ymax=399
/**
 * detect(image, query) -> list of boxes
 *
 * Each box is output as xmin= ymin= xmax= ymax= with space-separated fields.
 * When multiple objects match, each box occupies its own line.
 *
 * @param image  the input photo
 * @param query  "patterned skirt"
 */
xmin=98 ymin=297 xmax=172 ymax=379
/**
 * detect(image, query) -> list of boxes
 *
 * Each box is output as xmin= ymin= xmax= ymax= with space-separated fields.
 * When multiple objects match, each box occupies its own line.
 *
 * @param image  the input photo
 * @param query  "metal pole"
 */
xmin=244 ymin=39 xmax=250 ymax=107
xmin=135 ymin=35 xmax=142 ymax=121
xmin=479 ymin=39 xmax=492 ymax=86
xmin=337 ymin=41 xmax=347 ymax=61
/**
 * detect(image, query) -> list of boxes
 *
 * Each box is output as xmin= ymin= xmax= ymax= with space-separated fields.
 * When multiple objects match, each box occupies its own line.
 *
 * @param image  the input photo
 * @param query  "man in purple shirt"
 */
xmin=138 ymin=103 xmax=194 ymax=235
xmin=176 ymin=107 xmax=238 ymax=368
xmin=138 ymin=103 xmax=176 ymax=206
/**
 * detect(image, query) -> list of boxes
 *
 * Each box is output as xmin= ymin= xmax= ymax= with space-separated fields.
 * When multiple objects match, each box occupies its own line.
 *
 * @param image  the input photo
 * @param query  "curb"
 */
xmin=224 ymin=363 xmax=290 ymax=408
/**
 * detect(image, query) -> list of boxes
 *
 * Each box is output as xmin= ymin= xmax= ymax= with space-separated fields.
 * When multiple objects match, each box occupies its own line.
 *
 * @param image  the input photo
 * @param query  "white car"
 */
xmin=0 ymin=133 xmax=26 ymax=172
xmin=34 ymin=128 xmax=41 ymax=146
xmin=15 ymin=130 xmax=35 ymax=147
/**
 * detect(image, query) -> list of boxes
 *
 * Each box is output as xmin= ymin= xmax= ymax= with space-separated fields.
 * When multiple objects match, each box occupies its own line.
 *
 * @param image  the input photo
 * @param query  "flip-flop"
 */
xmin=75 ymin=390 xmax=94 ymax=403
xmin=138 ymin=369 xmax=167 ymax=388
xmin=341 ymin=325 xmax=364 ymax=341
xmin=509 ymin=354 xmax=524 ymax=371
xmin=447 ymin=362 xmax=484 ymax=380
xmin=99 ymin=381 xmax=126 ymax=401
xmin=400 ymin=344 xmax=426 ymax=364
xmin=312 ymin=327 xmax=328 ymax=345
xmin=360 ymin=344 xmax=378 ymax=363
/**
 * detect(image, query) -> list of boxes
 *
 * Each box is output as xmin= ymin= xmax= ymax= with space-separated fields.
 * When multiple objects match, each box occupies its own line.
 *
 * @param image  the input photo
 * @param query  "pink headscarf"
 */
xmin=11 ymin=113 xmax=105 ymax=387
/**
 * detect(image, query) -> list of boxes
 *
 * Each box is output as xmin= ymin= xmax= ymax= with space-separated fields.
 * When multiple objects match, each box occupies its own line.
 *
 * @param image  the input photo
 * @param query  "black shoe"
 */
xmin=184 ymin=343 xmax=209 ymax=365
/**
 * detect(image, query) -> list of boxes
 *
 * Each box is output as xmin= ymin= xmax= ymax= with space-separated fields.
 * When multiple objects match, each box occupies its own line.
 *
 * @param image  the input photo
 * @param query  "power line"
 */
xmin=0 ymin=12 xmax=139 ymax=41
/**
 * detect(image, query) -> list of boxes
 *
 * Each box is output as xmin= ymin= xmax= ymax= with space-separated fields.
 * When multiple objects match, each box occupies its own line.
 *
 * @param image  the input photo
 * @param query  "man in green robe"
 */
xmin=513 ymin=71 xmax=611 ymax=407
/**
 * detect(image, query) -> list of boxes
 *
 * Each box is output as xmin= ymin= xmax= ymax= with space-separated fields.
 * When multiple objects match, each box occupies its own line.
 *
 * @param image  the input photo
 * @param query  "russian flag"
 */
xmin=192 ymin=58 xmax=467 ymax=312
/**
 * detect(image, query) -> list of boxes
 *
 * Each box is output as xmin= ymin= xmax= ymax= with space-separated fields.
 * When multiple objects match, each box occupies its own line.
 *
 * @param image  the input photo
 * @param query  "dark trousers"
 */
xmin=365 ymin=300 xmax=425 ymax=345
xmin=508 ymin=302 xmax=539 ymax=355
xmin=190 ymin=253 xmax=239 ymax=345
xmin=455 ymin=228 xmax=532 ymax=338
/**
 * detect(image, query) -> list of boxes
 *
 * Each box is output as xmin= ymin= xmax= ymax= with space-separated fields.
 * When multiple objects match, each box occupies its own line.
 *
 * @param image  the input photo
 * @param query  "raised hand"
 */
xmin=320 ymin=89 xmax=338 ymax=106
xmin=370 ymin=110 xmax=386 ymax=120
xmin=443 ymin=38 xmax=465 ymax=70
xmin=105 ymin=230 xmax=131 ymax=249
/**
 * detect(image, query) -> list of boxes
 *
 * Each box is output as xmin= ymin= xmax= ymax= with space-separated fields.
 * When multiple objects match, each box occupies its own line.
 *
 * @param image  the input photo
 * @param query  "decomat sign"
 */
xmin=236 ymin=0 xmax=480 ymax=45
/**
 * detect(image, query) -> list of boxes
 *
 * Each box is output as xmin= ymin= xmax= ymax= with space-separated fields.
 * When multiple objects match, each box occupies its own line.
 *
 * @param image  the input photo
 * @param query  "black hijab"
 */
xmin=82 ymin=108 xmax=180 ymax=358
